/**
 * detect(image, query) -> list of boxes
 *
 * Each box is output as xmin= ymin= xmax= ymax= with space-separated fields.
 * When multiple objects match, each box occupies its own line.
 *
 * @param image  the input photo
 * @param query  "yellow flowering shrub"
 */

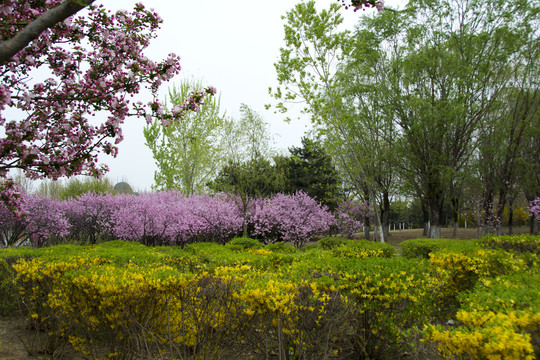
xmin=425 ymin=322 xmax=535 ymax=360
xmin=425 ymin=270 xmax=540 ymax=359
xmin=3 ymin=235 xmax=538 ymax=360
xmin=480 ymin=235 xmax=540 ymax=255
xmin=429 ymin=249 xmax=527 ymax=299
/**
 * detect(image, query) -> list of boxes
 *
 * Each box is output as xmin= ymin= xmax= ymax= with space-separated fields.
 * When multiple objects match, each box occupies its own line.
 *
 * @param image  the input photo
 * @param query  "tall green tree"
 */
xmin=270 ymin=0 xmax=396 ymax=241
xmin=276 ymin=137 xmax=342 ymax=210
xmin=475 ymin=20 xmax=540 ymax=235
xmin=376 ymin=0 xmax=538 ymax=238
xmin=144 ymin=80 xmax=225 ymax=194
xmin=330 ymin=16 xmax=403 ymax=240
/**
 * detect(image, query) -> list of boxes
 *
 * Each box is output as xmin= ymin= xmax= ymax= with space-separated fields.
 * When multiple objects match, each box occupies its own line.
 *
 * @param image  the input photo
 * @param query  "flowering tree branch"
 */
xmin=0 ymin=0 xmax=95 ymax=65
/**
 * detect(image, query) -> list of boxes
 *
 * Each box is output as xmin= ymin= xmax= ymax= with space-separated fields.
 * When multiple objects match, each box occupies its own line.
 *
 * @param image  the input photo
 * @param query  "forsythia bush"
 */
xmin=425 ymin=273 xmax=540 ymax=360
xmin=1 ymin=235 xmax=539 ymax=359
xmin=425 ymin=236 xmax=540 ymax=360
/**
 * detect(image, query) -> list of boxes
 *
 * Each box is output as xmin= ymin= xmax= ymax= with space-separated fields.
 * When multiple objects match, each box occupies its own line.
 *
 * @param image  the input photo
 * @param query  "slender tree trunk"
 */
xmin=422 ymin=200 xmax=430 ymax=237
xmin=508 ymin=199 xmax=514 ymax=235
xmin=381 ymin=190 xmax=390 ymax=240
xmin=371 ymin=191 xmax=384 ymax=242
xmin=363 ymin=190 xmax=371 ymax=240
xmin=496 ymin=192 xmax=507 ymax=236
xmin=451 ymin=197 xmax=459 ymax=238
xmin=482 ymin=192 xmax=497 ymax=236
xmin=364 ymin=221 xmax=371 ymax=241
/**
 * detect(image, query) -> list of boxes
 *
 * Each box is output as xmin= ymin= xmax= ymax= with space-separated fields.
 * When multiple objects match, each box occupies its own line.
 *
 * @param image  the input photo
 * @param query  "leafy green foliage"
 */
xmin=276 ymin=137 xmax=342 ymax=210
xmin=36 ymin=177 xmax=116 ymax=200
xmin=318 ymin=236 xmax=348 ymax=249
xmin=225 ymin=237 xmax=262 ymax=251
xmin=401 ymin=238 xmax=481 ymax=259
xmin=144 ymin=80 xmax=225 ymax=194
xmin=209 ymin=156 xmax=284 ymax=199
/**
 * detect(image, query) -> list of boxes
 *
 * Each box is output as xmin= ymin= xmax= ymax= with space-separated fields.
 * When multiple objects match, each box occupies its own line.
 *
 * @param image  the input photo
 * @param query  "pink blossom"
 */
xmin=529 ymin=198 xmax=540 ymax=222
xmin=250 ymin=191 xmax=335 ymax=247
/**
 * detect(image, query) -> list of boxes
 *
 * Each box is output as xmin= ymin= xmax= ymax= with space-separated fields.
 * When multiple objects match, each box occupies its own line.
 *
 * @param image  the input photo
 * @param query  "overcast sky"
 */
xmin=98 ymin=0 xmax=406 ymax=192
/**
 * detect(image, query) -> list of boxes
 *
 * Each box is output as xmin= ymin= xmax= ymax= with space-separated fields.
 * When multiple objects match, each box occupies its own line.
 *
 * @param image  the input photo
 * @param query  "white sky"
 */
xmin=97 ymin=0 xmax=407 ymax=192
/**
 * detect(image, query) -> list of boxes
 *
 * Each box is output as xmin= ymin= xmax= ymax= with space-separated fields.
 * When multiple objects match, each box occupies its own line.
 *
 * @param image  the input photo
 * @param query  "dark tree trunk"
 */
xmin=0 ymin=0 xmax=95 ymax=64
xmin=508 ymin=198 xmax=514 ymax=235
xmin=381 ymin=190 xmax=390 ymax=240
xmin=481 ymin=192 xmax=497 ymax=237
xmin=428 ymin=191 xmax=445 ymax=239
xmin=451 ymin=197 xmax=459 ymax=237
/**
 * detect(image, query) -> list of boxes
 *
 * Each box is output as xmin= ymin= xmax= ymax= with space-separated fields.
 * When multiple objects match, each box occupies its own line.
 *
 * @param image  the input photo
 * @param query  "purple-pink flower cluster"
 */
xmin=0 ymin=194 xmax=68 ymax=247
xmin=251 ymin=191 xmax=336 ymax=247
xmin=529 ymin=198 xmax=540 ymax=222
xmin=0 ymin=179 xmax=26 ymax=218
xmin=335 ymin=199 xmax=371 ymax=239
xmin=110 ymin=192 xmax=244 ymax=246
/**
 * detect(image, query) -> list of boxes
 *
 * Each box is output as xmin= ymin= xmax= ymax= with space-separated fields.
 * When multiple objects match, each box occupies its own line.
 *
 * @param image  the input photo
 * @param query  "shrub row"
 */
xmin=1 ymin=235 xmax=538 ymax=359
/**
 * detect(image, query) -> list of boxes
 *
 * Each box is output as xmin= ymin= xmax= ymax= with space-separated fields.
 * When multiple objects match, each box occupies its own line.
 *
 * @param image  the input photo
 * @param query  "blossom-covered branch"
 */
xmin=0 ymin=0 xmax=95 ymax=64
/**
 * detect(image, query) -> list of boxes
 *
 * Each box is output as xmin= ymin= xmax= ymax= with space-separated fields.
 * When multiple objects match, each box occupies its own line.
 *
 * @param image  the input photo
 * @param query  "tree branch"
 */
xmin=0 ymin=0 xmax=95 ymax=65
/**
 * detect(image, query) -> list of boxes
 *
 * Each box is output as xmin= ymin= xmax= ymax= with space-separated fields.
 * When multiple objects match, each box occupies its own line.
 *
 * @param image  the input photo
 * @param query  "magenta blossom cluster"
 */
xmin=0 ymin=190 xmax=360 ymax=248
xmin=0 ymin=194 xmax=69 ymax=247
xmin=0 ymin=2 xmax=214 ymax=184
xmin=110 ymin=192 xmax=244 ymax=246
xmin=529 ymin=198 xmax=540 ymax=222
xmin=62 ymin=191 xmax=243 ymax=246
xmin=250 ymin=191 xmax=335 ymax=247
xmin=335 ymin=199 xmax=371 ymax=239
xmin=0 ymin=179 xmax=26 ymax=218
xmin=62 ymin=192 xmax=119 ymax=244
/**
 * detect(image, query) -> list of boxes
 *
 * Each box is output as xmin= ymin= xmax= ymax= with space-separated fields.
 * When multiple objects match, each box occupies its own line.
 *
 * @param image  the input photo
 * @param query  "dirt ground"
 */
xmin=0 ymin=318 xmax=52 ymax=360
xmin=0 ymin=226 xmax=532 ymax=359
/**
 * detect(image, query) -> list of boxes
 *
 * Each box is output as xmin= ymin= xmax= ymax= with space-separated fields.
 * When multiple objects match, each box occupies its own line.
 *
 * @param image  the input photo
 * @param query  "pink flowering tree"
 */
xmin=529 ymin=198 xmax=540 ymax=222
xmin=179 ymin=194 xmax=243 ymax=245
xmin=63 ymin=192 xmax=120 ymax=244
xmin=250 ymin=191 xmax=335 ymax=248
xmin=335 ymin=199 xmax=371 ymax=239
xmin=110 ymin=192 xmax=243 ymax=246
xmin=0 ymin=193 xmax=69 ymax=247
xmin=0 ymin=1 xmax=215 ymax=211
xmin=111 ymin=193 xmax=180 ymax=246
xmin=24 ymin=195 xmax=70 ymax=247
